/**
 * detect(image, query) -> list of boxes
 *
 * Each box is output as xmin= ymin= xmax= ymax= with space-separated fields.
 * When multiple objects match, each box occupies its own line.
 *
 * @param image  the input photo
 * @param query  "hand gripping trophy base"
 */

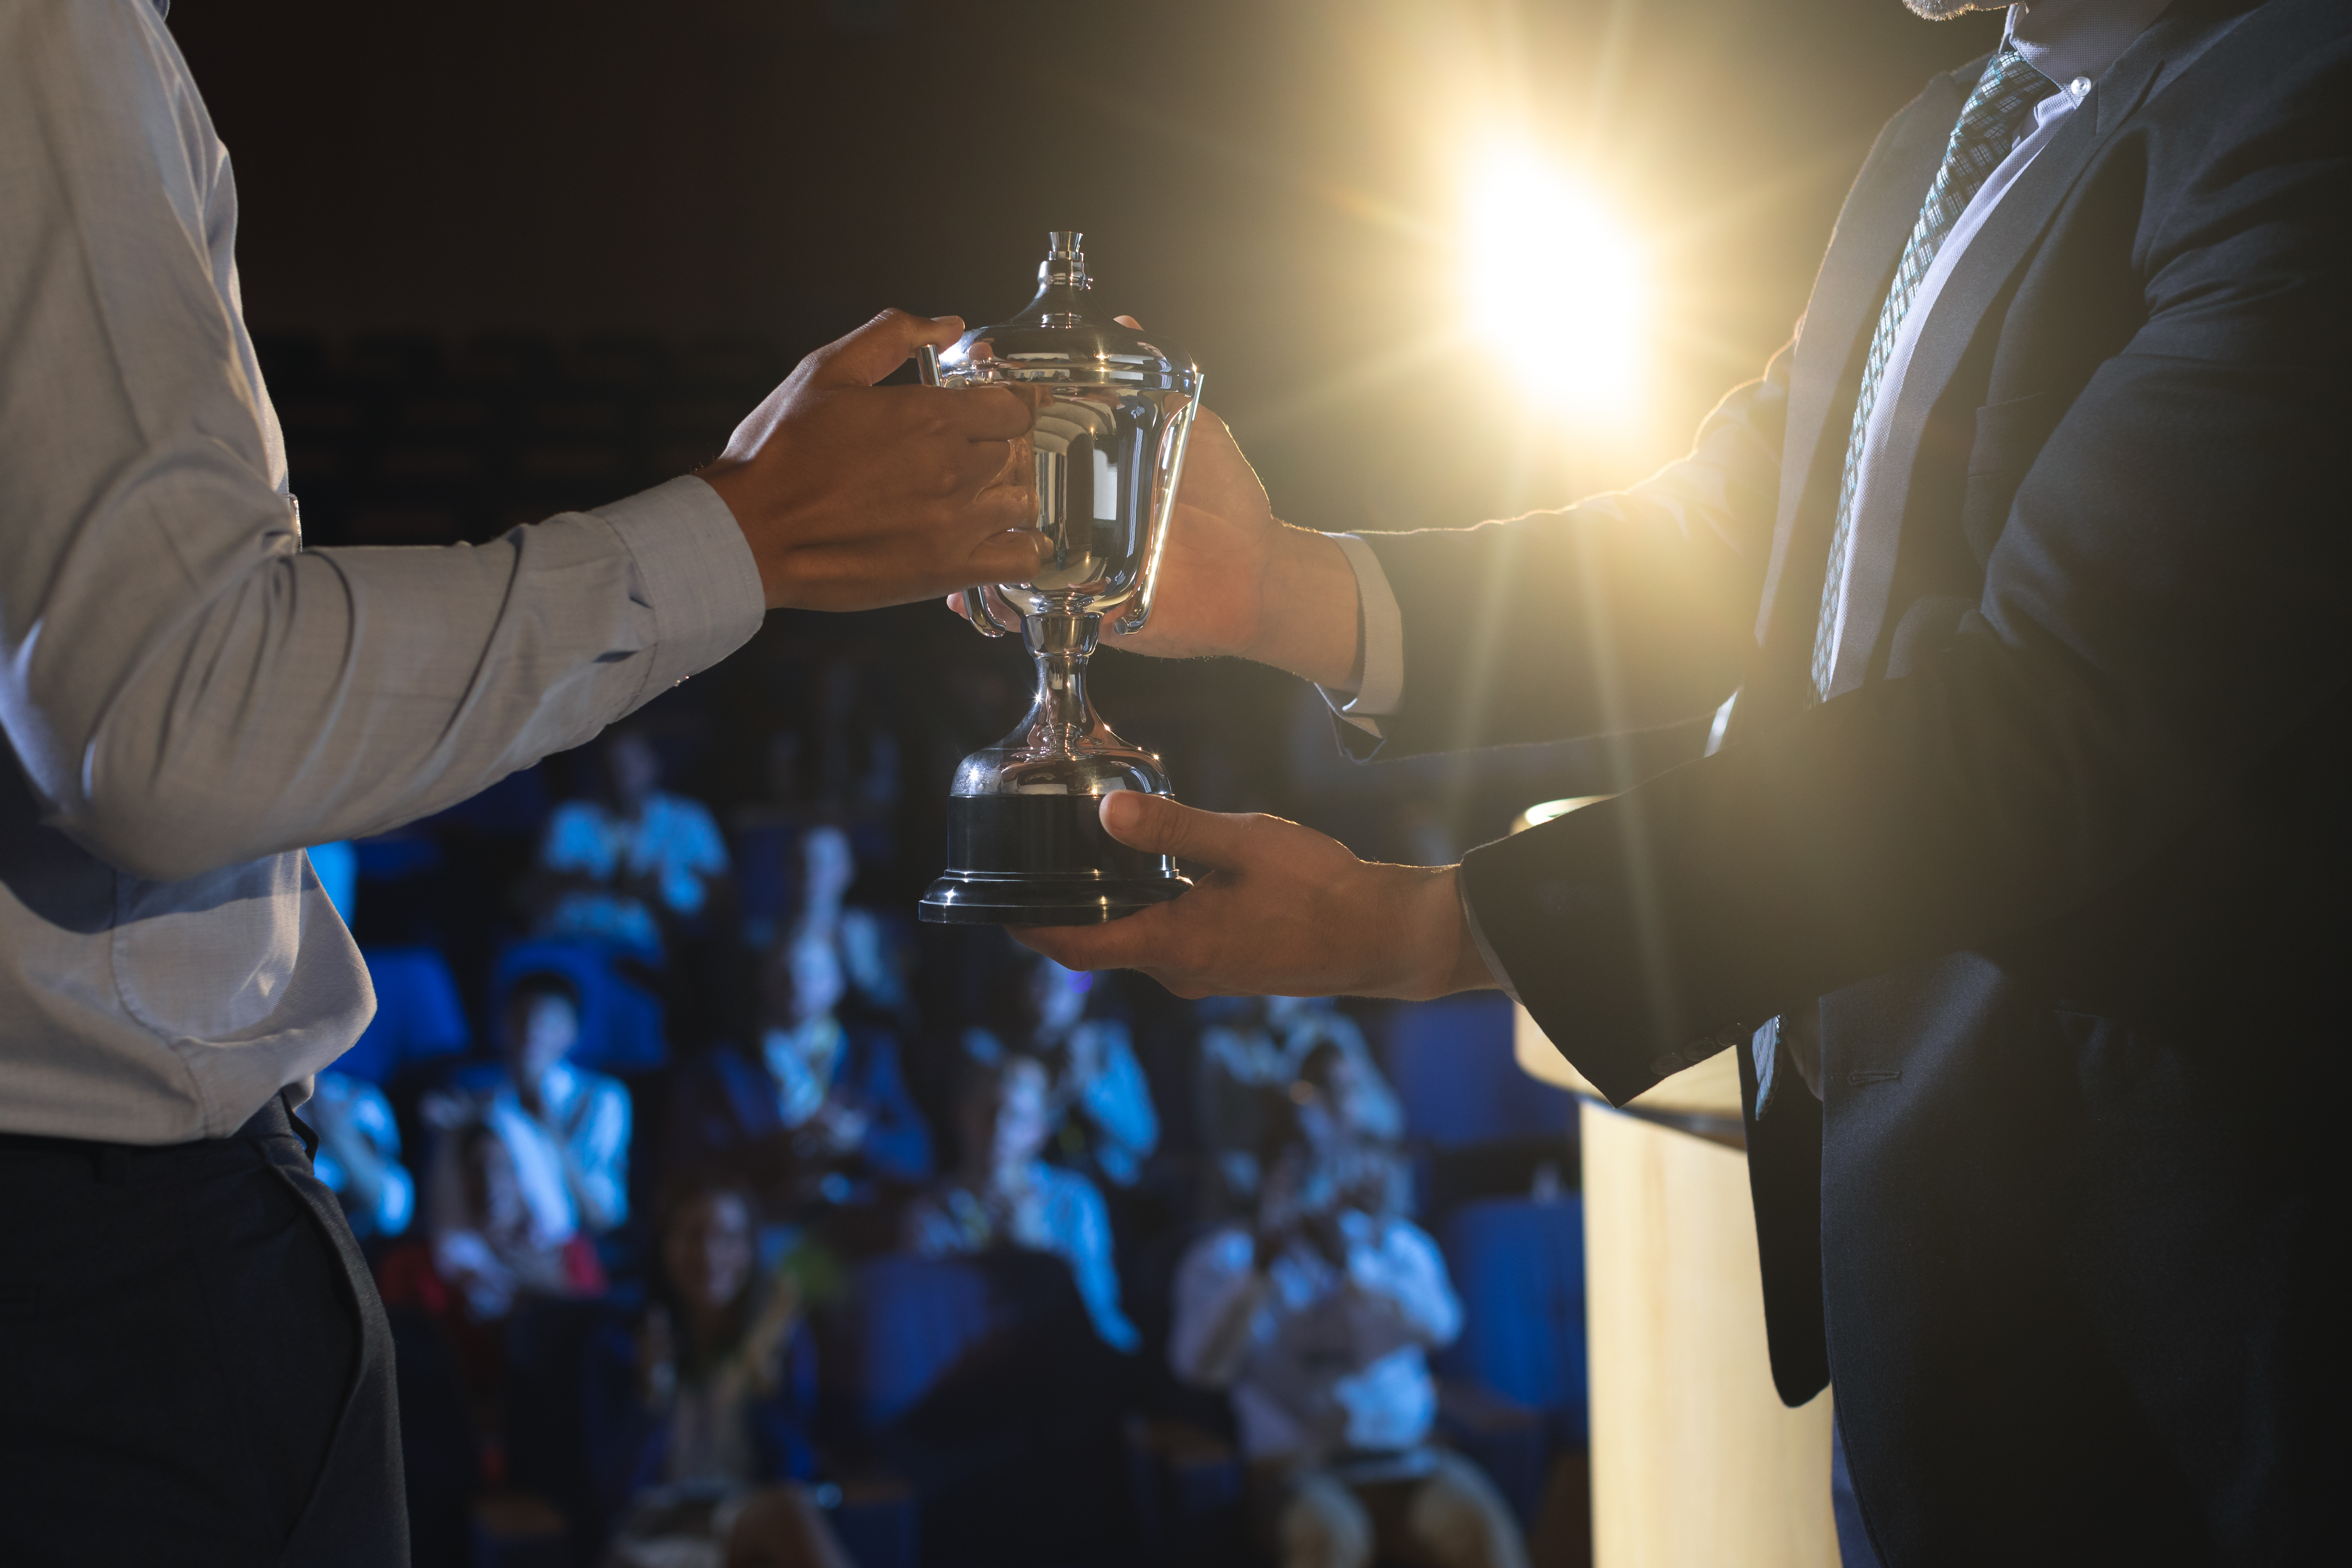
xmin=919 ymin=611 xmax=1192 ymax=926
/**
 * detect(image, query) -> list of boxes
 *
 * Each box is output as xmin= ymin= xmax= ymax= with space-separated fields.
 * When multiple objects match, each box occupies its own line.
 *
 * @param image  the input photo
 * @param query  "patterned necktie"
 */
xmin=1810 ymin=49 xmax=2054 ymax=700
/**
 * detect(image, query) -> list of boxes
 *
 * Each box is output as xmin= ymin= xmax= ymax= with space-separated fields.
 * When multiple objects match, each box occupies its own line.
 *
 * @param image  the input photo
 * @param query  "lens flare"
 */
xmin=1465 ymin=147 xmax=1647 ymax=414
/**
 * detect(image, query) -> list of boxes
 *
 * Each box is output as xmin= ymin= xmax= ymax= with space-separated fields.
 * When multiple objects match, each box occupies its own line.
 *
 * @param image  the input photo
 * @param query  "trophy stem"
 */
xmin=1017 ymin=610 xmax=1104 ymax=754
xmin=918 ymin=606 xmax=1192 ymax=925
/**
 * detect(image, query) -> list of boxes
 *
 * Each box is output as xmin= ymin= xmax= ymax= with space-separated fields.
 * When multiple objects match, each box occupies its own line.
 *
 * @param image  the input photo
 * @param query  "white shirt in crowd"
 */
xmin=1170 ymin=1211 xmax=1462 ymax=1463
xmin=485 ymin=1060 xmax=634 ymax=1244
xmin=539 ymin=790 xmax=731 ymax=952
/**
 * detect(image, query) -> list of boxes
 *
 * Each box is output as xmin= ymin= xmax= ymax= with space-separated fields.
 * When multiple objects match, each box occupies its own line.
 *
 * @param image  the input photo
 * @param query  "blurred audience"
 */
xmin=276 ymin=335 xmax=1561 ymax=1565
xmin=302 ymin=1070 xmax=415 ymax=1240
xmin=1171 ymin=1063 xmax=1527 ymax=1568
xmin=835 ymin=904 xmax=913 ymax=1027
xmin=905 ymin=1050 xmax=1140 ymax=1352
xmin=594 ymin=1181 xmax=847 ymax=1568
xmin=532 ymin=725 xmax=733 ymax=956
xmin=425 ymin=971 xmax=632 ymax=1318
xmin=1199 ymin=996 xmax=1405 ymax=1218
xmin=667 ymin=923 xmax=932 ymax=1216
xmin=972 ymin=947 xmax=1159 ymax=1190
xmin=794 ymin=824 xmax=915 ymax=1029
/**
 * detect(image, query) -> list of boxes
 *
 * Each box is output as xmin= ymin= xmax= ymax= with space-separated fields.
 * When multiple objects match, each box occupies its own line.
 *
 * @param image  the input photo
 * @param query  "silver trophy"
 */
xmin=918 ymin=232 xmax=1203 ymax=925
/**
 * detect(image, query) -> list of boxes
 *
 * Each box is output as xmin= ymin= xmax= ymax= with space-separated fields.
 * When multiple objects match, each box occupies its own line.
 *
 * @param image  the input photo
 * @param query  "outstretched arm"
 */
xmin=993 ymin=337 xmax=1791 ymax=758
xmin=1027 ymin=35 xmax=2352 ymax=1107
xmin=0 ymin=4 xmax=1037 ymax=884
xmin=1344 ymin=350 xmax=1789 ymax=757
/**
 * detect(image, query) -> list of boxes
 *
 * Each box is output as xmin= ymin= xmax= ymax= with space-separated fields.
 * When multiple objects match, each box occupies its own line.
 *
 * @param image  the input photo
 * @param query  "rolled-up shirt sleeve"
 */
xmin=0 ymin=0 xmax=765 ymax=882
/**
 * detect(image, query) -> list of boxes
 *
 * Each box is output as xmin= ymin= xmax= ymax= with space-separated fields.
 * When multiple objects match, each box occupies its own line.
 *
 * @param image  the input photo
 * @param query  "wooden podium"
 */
xmin=1515 ymin=1006 xmax=1840 ymax=1567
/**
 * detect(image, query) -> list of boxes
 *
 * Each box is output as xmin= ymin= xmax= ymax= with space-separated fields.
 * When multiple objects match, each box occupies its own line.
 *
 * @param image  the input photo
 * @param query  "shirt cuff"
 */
xmin=1314 ymin=533 xmax=1404 ymax=737
xmin=594 ymin=476 xmax=767 ymax=698
xmin=1459 ymin=876 xmax=1523 ymax=1006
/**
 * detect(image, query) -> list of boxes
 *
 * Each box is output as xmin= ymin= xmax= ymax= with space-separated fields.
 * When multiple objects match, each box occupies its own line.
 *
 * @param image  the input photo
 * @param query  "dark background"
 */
xmin=168 ymin=0 xmax=2002 ymax=878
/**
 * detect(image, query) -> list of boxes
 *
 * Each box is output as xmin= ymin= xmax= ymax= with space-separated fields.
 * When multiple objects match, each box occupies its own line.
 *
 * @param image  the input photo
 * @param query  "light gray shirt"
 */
xmin=0 ymin=0 xmax=766 ymax=1142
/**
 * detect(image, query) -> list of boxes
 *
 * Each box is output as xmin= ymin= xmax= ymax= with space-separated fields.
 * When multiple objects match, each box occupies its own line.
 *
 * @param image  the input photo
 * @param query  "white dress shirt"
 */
xmin=1324 ymin=0 xmax=2168 ymax=738
xmin=0 ymin=0 xmax=765 ymax=1142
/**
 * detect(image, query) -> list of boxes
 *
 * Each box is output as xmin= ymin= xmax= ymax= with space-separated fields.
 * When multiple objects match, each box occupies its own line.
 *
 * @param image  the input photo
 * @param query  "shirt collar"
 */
xmin=2004 ymin=0 xmax=2172 ymax=92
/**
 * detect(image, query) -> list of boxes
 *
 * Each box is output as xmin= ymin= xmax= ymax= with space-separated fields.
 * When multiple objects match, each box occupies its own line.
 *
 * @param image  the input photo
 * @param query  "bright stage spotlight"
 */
xmin=1464 ymin=147 xmax=1646 ymax=413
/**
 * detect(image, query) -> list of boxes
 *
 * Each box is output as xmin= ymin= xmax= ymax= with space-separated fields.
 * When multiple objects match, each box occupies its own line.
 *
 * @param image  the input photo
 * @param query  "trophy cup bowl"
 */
xmin=918 ymin=232 xmax=1202 ymax=926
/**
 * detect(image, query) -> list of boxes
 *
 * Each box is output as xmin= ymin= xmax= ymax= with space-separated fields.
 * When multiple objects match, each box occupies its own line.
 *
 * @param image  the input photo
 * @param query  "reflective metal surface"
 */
xmin=920 ymin=233 xmax=1202 ymax=925
xmin=936 ymin=231 xmax=1201 ymax=638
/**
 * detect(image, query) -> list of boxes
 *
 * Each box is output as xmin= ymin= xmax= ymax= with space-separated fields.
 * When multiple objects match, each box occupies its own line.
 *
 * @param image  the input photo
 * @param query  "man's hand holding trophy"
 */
xmin=917 ymin=233 xmax=1495 ymax=1003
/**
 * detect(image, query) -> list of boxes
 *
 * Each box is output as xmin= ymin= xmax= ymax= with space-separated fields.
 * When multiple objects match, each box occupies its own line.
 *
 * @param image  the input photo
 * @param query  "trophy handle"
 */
xmin=963 ymin=586 xmax=1013 ymax=637
xmin=1113 ymin=376 xmax=1202 ymax=637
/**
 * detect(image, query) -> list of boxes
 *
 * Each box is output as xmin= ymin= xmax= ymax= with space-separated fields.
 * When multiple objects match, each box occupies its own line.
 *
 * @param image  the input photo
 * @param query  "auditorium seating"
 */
xmin=1384 ymin=994 xmax=1576 ymax=1149
xmin=1381 ymin=993 xmax=1580 ymax=1218
xmin=341 ymin=945 xmax=472 ymax=1085
xmin=816 ymin=1251 xmax=1128 ymax=1567
xmin=490 ymin=938 xmax=668 ymax=1073
xmin=1436 ymin=1195 xmax=1590 ymax=1452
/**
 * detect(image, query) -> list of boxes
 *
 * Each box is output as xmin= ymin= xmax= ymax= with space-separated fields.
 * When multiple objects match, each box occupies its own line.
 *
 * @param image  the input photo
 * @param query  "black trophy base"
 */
xmin=919 ymin=793 xmax=1191 ymax=926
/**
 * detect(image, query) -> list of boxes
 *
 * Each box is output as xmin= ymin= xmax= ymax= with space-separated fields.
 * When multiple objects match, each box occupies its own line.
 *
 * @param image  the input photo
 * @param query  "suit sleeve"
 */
xmin=1338 ymin=343 xmax=1791 ymax=760
xmin=1466 ymin=40 xmax=2352 ymax=1104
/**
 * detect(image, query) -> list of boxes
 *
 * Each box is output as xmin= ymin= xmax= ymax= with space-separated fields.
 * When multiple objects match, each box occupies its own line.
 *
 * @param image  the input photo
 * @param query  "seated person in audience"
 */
xmin=300 ymin=1069 xmax=415 ymax=1241
xmin=1295 ymin=1032 xmax=1415 ymax=1219
xmin=531 ymin=723 xmax=732 ymax=958
xmin=1198 ymin=996 xmax=1405 ymax=1217
xmin=904 ymin=1051 xmax=1140 ymax=1352
xmin=835 ymin=901 xmax=913 ymax=1028
xmin=1271 ymin=999 xmax=1404 ymax=1144
xmin=668 ymin=925 xmax=932 ymax=1214
xmin=794 ymin=822 xmax=914 ymax=1028
xmin=597 ymin=1181 xmax=849 ymax=1568
xmin=796 ymin=823 xmax=856 ymax=931
xmin=972 ymin=944 xmax=1158 ymax=1189
xmin=1171 ymin=1077 xmax=1526 ymax=1568
xmin=424 ymin=971 xmax=631 ymax=1317
xmin=426 ymin=1119 xmax=603 ymax=1320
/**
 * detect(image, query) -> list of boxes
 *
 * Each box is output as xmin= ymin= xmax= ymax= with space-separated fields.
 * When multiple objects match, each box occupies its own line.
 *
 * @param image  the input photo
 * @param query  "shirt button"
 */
xmin=2069 ymin=76 xmax=2092 ymax=98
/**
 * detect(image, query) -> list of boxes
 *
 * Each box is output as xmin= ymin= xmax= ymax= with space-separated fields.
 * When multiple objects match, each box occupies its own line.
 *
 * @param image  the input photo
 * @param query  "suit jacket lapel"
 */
xmin=1750 ymin=64 xmax=1974 ymax=661
xmin=1826 ymin=7 xmax=2235 ymax=694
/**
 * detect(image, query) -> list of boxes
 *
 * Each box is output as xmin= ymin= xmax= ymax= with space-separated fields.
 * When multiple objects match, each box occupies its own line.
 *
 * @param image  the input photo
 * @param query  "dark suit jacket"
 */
xmin=1347 ymin=1 xmax=2348 ymax=1560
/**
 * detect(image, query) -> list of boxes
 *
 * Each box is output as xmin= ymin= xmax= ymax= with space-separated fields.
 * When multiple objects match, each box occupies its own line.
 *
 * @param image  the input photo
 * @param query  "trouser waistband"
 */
xmin=0 ymin=1086 xmax=316 ymax=1167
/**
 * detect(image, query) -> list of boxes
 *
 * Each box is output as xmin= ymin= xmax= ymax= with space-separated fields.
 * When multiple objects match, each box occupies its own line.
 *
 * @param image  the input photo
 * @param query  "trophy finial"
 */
xmin=1042 ymin=231 xmax=1090 ymax=290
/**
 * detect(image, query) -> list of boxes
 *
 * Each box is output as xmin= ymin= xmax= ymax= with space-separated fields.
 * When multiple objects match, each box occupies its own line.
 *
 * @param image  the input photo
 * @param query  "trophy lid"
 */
xmin=940 ymin=232 xmax=1197 ymax=391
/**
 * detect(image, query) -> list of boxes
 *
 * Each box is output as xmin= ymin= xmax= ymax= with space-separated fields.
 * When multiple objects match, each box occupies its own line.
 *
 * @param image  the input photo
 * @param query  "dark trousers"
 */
xmin=0 ymin=1091 xmax=408 ymax=1567
xmin=1833 ymin=1413 xmax=1883 ymax=1568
